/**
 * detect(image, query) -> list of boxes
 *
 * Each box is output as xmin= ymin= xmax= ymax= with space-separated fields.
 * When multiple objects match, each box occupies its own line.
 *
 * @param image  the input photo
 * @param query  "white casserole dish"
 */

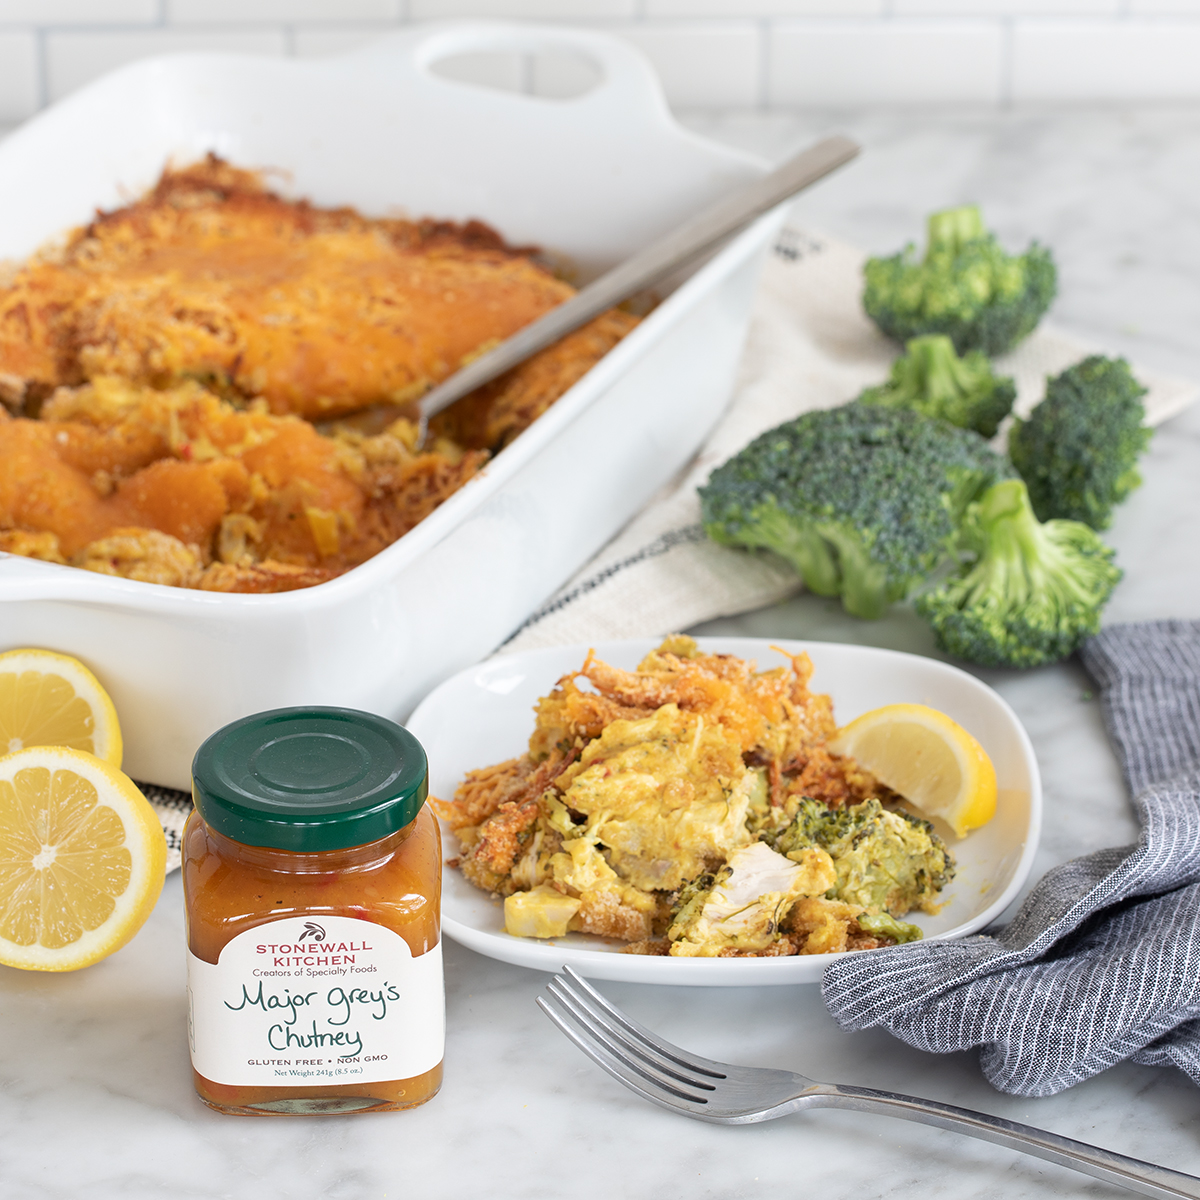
xmin=0 ymin=23 xmax=785 ymax=789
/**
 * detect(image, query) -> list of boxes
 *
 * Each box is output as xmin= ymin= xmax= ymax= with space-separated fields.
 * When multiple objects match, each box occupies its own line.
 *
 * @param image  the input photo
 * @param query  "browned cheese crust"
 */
xmin=0 ymin=157 xmax=639 ymax=592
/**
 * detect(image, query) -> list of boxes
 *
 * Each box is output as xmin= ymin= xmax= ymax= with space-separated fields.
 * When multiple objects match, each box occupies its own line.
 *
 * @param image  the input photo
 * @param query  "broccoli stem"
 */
xmin=908 ymin=336 xmax=964 ymax=405
xmin=973 ymin=484 xmax=1038 ymax=608
xmin=958 ymin=480 xmax=1113 ymax=615
xmin=818 ymin=523 xmax=892 ymax=619
xmin=925 ymin=205 xmax=986 ymax=259
xmin=735 ymin=502 xmax=842 ymax=597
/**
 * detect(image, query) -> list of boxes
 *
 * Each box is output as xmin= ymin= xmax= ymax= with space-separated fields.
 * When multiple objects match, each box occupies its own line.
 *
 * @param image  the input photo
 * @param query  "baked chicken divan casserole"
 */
xmin=0 ymin=156 xmax=637 ymax=592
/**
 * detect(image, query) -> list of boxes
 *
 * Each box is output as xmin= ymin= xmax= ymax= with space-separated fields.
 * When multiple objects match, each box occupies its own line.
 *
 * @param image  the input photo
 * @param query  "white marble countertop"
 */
xmin=4 ymin=106 xmax=1200 ymax=1199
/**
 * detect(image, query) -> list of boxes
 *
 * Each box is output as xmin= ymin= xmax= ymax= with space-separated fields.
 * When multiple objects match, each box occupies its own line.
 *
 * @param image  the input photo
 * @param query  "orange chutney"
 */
xmin=182 ymin=707 xmax=443 ymax=1116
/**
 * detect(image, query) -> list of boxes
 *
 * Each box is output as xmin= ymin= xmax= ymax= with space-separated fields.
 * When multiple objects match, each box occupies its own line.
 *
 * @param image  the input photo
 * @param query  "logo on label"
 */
xmin=297 ymin=921 xmax=326 ymax=943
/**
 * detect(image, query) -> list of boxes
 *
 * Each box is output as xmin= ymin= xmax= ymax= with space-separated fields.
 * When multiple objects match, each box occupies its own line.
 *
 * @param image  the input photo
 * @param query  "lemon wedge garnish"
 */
xmin=0 ymin=648 xmax=123 ymax=766
xmin=0 ymin=746 xmax=166 ymax=971
xmin=829 ymin=703 xmax=997 ymax=838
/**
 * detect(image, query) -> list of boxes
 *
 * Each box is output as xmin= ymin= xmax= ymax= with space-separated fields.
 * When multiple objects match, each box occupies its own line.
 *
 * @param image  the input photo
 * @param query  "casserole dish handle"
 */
xmin=366 ymin=22 xmax=674 ymax=126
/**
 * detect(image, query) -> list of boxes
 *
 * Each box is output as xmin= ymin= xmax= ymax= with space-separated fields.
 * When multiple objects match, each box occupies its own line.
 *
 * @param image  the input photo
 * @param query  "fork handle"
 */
xmin=807 ymin=1084 xmax=1200 ymax=1199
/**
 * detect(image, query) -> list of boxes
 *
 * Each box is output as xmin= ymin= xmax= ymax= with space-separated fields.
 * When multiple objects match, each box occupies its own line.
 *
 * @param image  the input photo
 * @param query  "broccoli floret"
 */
xmin=859 ymin=334 xmax=1017 ymax=438
xmin=856 ymin=912 xmax=924 ymax=945
xmin=698 ymin=402 xmax=1014 ymax=620
xmin=1009 ymin=355 xmax=1152 ymax=530
xmin=863 ymin=204 xmax=1057 ymax=357
xmin=765 ymin=796 xmax=953 ymax=917
xmin=915 ymin=478 xmax=1122 ymax=668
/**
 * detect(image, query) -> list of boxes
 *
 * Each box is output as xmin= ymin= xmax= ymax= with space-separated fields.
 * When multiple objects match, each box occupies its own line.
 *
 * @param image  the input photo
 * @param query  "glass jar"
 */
xmin=182 ymin=706 xmax=443 ymax=1116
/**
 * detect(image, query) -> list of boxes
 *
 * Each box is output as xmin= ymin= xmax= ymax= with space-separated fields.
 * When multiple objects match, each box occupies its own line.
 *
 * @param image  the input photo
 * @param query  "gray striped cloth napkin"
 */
xmin=821 ymin=620 xmax=1200 ymax=1097
xmin=140 ymin=783 xmax=192 ymax=875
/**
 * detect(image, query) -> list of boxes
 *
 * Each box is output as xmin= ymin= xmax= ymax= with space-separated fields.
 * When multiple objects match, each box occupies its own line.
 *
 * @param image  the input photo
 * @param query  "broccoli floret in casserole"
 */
xmin=914 ymin=478 xmax=1122 ymax=669
xmin=698 ymin=402 xmax=1014 ymax=620
xmin=863 ymin=204 xmax=1057 ymax=357
xmin=1009 ymin=355 xmax=1152 ymax=531
xmin=765 ymin=796 xmax=952 ymax=919
xmin=858 ymin=334 xmax=1017 ymax=439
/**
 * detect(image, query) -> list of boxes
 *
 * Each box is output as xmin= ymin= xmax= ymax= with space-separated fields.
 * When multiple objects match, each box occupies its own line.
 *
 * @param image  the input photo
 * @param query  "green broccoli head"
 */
xmin=1009 ymin=355 xmax=1152 ymax=530
xmin=858 ymin=334 xmax=1017 ymax=438
xmin=698 ymin=402 xmax=1015 ymax=620
xmin=915 ymin=478 xmax=1122 ymax=668
xmin=863 ymin=204 xmax=1057 ymax=357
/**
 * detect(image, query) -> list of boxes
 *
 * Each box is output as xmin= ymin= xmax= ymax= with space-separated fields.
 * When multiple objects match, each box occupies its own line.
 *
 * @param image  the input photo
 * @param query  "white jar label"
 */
xmin=187 ymin=915 xmax=444 ymax=1087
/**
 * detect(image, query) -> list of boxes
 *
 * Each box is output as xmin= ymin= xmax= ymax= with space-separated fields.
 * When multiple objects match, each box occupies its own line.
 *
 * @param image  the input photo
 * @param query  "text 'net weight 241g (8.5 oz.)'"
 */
xmin=182 ymin=706 xmax=444 ymax=1116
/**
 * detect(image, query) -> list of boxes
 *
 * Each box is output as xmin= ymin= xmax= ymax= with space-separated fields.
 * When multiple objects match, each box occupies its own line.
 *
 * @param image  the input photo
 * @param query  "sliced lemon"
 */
xmin=0 ymin=648 xmax=122 ymax=766
xmin=829 ymin=703 xmax=997 ymax=838
xmin=0 ymin=746 xmax=166 ymax=971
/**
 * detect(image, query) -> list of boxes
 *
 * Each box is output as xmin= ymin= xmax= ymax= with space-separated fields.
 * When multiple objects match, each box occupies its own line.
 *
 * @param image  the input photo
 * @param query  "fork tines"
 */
xmin=537 ymin=966 xmax=725 ymax=1113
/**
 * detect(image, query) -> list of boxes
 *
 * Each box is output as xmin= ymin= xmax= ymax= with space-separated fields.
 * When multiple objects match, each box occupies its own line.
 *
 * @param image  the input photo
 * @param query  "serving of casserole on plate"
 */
xmin=0 ymin=24 xmax=785 ymax=788
xmin=406 ymin=637 xmax=1042 ymax=985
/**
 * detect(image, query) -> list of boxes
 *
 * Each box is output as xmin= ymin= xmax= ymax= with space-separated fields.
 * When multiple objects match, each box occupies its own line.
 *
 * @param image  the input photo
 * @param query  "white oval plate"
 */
xmin=406 ymin=638 xmax=1042 ymax=986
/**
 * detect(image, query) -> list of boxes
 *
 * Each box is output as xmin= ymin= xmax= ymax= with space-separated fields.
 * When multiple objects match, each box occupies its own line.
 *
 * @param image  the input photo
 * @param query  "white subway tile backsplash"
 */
xmin=1013 ymin=19 xmax=1200 ymax=99
xmin=895 ymin=0 xmax=1118 ymax=13
xmin=409 ymin=0 xmax=636 ymax=18
xmin=0 ymin=0 xmax=158 ymax=24
xmin=46 ymin=29 xmax=288 ymax=103
xmin=614 ymin=23 xmax=760 ymax=108
xmin=769 ymin=20 xmax=1004 ymax=105
xmin=1128 ymin=0 xmax=1200 ymax=11
xmin=3 ymin=0 xmax=1199 ymax=115
xmin=0 ymin=30 xmax=36 ymax=122
xmin=647 ymin=1 xmax=883 ymax=15
xmin=168 ymin=0 xmax=400 ymax=22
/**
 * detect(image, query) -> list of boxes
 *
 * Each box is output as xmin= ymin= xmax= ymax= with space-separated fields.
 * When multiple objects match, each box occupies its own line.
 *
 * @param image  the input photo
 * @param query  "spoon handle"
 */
xmin=418 ymin=134 xmax=860 ymax=422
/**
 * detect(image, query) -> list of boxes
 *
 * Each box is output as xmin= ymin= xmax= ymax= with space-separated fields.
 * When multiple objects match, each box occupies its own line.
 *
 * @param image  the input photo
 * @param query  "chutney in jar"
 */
xmin=183 ymin=706 xmax=443 ymax=1115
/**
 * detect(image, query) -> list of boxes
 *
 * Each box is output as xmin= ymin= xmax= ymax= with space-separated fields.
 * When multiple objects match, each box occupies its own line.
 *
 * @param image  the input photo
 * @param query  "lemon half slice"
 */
xmin=0 ymin=648 xmax=123 ymax=766
xmin=829 ymin=703 xmax=997 ymax=838
xmin=0 ymin=746 xmax=166 ymax=971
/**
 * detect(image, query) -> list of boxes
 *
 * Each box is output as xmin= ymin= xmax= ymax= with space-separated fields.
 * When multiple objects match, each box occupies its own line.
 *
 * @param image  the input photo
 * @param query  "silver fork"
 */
xmin=538 ymin=967 xmax=1200 ymax=1200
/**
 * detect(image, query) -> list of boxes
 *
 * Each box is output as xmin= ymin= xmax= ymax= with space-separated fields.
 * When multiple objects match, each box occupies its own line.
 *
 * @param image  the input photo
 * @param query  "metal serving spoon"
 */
xmin=415 ymin=134 xmax=860 ymax=440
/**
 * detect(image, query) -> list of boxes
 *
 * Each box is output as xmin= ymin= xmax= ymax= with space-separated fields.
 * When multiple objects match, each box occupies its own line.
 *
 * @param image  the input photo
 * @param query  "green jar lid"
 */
xmin=191 ymin=707 xmax=428 ymax=852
